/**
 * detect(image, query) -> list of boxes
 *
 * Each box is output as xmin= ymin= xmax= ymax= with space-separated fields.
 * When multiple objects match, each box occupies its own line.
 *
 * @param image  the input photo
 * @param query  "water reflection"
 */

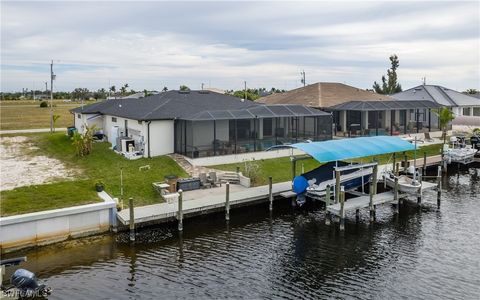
xmin=1 ymin=164 xmax=479 ymax=299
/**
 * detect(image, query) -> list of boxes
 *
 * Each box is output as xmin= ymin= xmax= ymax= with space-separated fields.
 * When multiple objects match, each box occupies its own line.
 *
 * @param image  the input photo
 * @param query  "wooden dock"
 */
xmin=326 ymin=181 xmax=438 ymax=217
xmin=117 ymin=181 xmax=292 ymax=226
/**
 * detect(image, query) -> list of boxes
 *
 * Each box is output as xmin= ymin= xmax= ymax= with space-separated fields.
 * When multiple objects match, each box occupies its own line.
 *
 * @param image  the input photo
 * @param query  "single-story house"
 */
xmin=392 ymin=85 xmax=480 ymax=117
xmin=258 ymin=82 xmax=444 ymax=136
xmin=71 ymin=90 xmax=332 ymax=158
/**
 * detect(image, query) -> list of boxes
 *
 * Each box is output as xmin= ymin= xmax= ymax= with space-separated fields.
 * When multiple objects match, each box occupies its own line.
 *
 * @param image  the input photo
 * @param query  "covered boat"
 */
xmin=286 ymin=136 xmax=416 ymax=206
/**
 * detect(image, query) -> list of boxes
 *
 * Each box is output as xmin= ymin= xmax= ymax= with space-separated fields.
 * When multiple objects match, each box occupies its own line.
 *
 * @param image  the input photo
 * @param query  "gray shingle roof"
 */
xmin=71 ymin=90 xmax=327 ymax=121
xmin=327 ymin=100 xmax=442 ymax=111
xmin=392 ymin=85 xmax=480 ymax=107
xmin=71 ymin=90 xmax=257 ymax=120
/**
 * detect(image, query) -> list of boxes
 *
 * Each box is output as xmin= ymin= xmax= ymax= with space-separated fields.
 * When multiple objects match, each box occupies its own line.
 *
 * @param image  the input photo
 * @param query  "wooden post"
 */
xmin=355 ymin=209 xmax=360 ymax=223
xmin=394 ymin=176 xmax=400 ymax=213
xmin=325 ymin=184 xmax=331 ymax=225
xmin=392 ymin=152 xmax=396 ymax=172
xmin=129 ymin=197 xmax=135 ymax=242
xmin=437 ymin=166 xmax=442 ymax=208
xmin=291 ymin=157 xmax=296 ymax=181
xmin=339 ymin=186 xmax=345 ymax=231
xmin=335 ymin=170 xmax=341 ymax=204
xmin=369 ymin=180 xmax=374 ymax=222
xmin=403 ymin=153 xmax=408 ymax=172
xmin=423 ymin=152 xmax=427 ymax=175
xmin=225 ymin=183 xmax=230 ymax=220
xmin=178 ymin=189 xmax=183 ymax=231
xmin=395 ymin=162 xmax=400 ymax=176
xmin=372 ymin=163 xmax=378 ymax=195
xmin=417 ymin=167 xmax=423 ymax=204
xmin=325 ymin=184 xmax=331 ymax=206
xmin=268 ymin=176 xmax=273 ymax=212
xmin=236 ymin=166 xmax=240 ymax=174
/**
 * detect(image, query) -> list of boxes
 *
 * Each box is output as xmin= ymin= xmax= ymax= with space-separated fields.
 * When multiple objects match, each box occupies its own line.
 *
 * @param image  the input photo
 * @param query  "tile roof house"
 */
xmin=257 ymin=82 xmax=392 ymax=108
xmin=72 ymin=90 xmax=332 ymax=158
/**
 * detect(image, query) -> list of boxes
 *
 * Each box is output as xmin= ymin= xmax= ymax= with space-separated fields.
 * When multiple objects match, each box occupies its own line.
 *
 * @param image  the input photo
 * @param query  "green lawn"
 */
xmin=213 ymin=143 xmax=444 ymax=186
xmin=0 ymin=133 xmax=187 ymax=216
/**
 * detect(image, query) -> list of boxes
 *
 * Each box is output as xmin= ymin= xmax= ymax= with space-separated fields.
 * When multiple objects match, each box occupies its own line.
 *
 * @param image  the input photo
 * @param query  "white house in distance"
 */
xmin=392 ymin=85 xmax=480 ymax=117
xmin=71 ymin=90 xmax=332 ymax=158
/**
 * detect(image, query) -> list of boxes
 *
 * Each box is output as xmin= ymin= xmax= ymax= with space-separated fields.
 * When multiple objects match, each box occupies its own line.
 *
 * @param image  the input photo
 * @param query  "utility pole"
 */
xmin=50 ymin=60 xmax=56 ymax=133
xmin=300 ymin=70 xmax=306 ymax=87
xmin=244 ymin=81 xmax=247 ymax=100
xmin=201 ymin=83 xmax=204 ymax=90
xmin=422 ymin=76 xmax=426 ymax=85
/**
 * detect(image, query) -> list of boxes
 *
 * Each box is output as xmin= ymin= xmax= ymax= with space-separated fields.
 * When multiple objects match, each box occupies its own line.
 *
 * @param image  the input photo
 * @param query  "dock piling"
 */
xmin=372 ymin=163 xmax=378 ymax=195
xmin=339 ymin=186 xmax=345 ymax=231
xmin=394 ymin=176 xmax=400 ymax=213
xmin=335 ymin=170 xmax=340 ymax=204
xmin=403 ymin=152 xmax=408 ymax=172
xmin=178 ymin=189 xmax=183 ymax=231
xmin=129 ymin=197 xmax=135 ymax=242
xmin=423 ymin=152 xmax=427 ymax=175
xmin=225 ymin=182 xmax=230 ymax=221
xmin=268 ymin=177 xmax=273 ymax=212
xmin=369 ymin=181 xmax=374 ymax=222
xmin=395 ymin=162 xmax=400 ymax=176
xmin=417 ymin=167 xmax=423 ymax=204
xmin=325 ymin=185 xmax=331 ymax=225
xmin=437 ymin=166 xmax=442 ymax=208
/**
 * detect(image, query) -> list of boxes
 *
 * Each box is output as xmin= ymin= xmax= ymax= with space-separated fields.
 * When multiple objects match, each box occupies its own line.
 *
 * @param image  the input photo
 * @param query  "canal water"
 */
xmin=3 ymin=165 xmax=480 ymax=299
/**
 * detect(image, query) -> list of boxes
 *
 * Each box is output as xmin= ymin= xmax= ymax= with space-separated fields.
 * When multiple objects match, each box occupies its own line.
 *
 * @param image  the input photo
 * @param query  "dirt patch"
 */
xmin=0 ymin=136 xmax=78 ymax=191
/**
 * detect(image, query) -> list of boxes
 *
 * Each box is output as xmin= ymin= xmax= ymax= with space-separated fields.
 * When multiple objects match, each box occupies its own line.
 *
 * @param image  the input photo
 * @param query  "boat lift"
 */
xmin=284 ymin=136 xmax=441 ymax=230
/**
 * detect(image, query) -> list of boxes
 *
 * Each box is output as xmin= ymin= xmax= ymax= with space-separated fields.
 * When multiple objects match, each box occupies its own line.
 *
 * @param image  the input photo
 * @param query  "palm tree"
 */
xmin=109 ymin=86 xmax=116 ymax=98
xmin=434 ymin=107 xmax=455 ymax=144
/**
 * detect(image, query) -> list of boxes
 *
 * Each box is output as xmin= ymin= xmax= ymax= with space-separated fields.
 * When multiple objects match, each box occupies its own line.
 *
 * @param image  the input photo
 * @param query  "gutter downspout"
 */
xmin=147 ymin=121 xmax=151 ymax=158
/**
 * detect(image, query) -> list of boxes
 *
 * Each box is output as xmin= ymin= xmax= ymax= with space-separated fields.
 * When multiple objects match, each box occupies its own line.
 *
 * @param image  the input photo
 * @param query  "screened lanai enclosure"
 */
xmin=174 ymin=105 xmax=332 ymax=158
xmin=328 ymin=100 xmax=444 ymax=137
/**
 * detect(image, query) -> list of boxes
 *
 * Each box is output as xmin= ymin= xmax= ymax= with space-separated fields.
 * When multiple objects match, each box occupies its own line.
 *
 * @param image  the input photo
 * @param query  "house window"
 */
xmin=473 ymin=107 xmax=480 ymax=116
xmin=112 ymin=117 xmax=117 ymax=122
xmin=77 ymin=114 xmax=81 ymax=119
xmin=463 ymin=107 xmax=471 ymax=116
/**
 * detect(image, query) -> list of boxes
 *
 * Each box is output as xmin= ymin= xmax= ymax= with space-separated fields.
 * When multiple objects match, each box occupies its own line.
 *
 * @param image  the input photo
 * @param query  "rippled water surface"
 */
xmin=3 ymin=166 xmax=480 ymax=299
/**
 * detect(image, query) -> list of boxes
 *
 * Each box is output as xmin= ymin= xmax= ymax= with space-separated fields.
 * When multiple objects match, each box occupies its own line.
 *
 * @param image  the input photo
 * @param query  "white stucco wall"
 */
xmin=0 ymin=192 xmax=116 ymax=253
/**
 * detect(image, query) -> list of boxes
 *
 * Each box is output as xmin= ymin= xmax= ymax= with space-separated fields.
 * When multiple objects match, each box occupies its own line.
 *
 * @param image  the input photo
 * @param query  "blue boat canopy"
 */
xmin=290 ymin=136 xmax=415 ymax=163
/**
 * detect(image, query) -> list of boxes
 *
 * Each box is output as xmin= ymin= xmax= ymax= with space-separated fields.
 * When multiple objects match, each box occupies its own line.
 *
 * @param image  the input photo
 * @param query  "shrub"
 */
xmin=39 ymin=101 xmax=48 ymax=108
xmin=71 ymin=125 xmax=96 ymax=156
xmin=243 ymin=160 xmax=260 ymax=185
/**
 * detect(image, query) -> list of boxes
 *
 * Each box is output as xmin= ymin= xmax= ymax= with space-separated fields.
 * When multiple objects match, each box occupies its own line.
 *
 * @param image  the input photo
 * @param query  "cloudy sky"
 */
xmin=1 ymin=0 xmax=479 ymax=92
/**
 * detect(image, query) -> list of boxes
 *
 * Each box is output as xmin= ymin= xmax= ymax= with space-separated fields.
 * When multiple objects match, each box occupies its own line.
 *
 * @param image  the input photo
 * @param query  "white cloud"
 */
xmin=1 ymin=1 xmax=479 ymax=92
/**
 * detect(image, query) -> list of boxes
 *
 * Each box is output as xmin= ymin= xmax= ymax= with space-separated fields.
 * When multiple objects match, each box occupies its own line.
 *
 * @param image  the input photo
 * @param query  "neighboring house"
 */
xmin=72 ymin=90 xmax=332 ymax=158
xmin=258 ymin=82 xmax=442 ymax=136
xmin=392 ymin=85 xmax=480 ymax=117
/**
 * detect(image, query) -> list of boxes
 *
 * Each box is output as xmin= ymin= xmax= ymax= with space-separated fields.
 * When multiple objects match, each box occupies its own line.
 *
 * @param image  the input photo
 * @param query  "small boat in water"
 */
xmin=293 ymin=161 xmax=373 ymax=205
xmin=382 ymin=171 xmax=421 ymax=194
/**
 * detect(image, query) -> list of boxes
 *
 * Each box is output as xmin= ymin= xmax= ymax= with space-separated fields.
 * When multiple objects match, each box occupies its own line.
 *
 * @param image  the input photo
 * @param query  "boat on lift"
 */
xmin=293 ymin=161 xmax=373 ymax=205
xmin=382 ymin=171 xmax=421 ymax=194
xmin=280 ymin=136 xmax=416 ymax=206
xmin=444 ymin=136 xmax=477 ymax=164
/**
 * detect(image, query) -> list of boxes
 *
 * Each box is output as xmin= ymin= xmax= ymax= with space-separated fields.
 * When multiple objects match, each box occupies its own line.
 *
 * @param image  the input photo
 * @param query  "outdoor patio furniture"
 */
xmin=152 ymin=182 xmax=170 ymax=196
xmin=424 ymin=132 xmax=435 ymax=142
xmin=208 ymin=172 xmax=222 ymax=187
xmin=199 ymin=173 xmax=212 ymax=189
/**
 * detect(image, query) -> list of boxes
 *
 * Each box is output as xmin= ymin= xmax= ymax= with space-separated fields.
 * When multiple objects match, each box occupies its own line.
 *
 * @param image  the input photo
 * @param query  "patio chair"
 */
xmin=199 ymin=173 xmax=212 ymax=189
xmin=424 ymin=132 xmax=435 ymax=142
xmin=208 ymin=172 xmax=222 ymax=187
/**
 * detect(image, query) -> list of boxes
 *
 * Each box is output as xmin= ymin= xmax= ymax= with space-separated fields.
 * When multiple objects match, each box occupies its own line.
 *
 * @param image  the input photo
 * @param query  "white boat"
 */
xmin=382 ymin=171 xmax=421 ymax=194
xmin=444 ymin=137 xmax=478 ymax=164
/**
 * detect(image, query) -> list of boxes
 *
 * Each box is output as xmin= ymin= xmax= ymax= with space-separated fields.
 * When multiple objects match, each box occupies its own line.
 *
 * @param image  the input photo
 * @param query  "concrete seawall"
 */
xmin=0 ymin=191 xmax=117 ymax=253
